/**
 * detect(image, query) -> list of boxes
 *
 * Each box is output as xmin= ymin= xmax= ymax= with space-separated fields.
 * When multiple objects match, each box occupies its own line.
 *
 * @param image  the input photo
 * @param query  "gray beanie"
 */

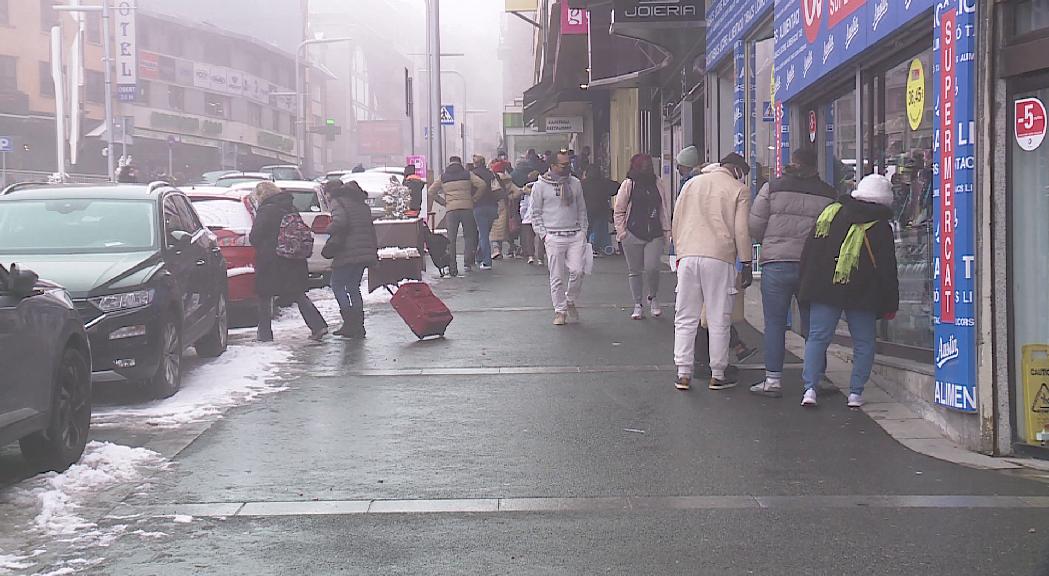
xmin=676 ymin=146 xmax=701 ymax=168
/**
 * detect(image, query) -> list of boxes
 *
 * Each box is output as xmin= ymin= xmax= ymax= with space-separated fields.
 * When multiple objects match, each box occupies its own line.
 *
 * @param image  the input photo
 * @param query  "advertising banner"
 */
xmin=734 ymin=42 xmax=746 ymax=156
xmin=706 ymin=0 xmax=773 ymax=70
xmin=773 ymin=0 xmax=938 ymax=103
xmin=933 ymin=1 xmax=977 ymax=413
xmin=561 ymin=1 xmax=589 ymax=35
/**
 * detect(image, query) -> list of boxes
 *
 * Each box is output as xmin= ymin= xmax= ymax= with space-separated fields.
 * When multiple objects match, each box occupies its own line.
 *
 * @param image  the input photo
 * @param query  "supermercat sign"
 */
xmin=612 ymin=0 xmax=704 ymax=26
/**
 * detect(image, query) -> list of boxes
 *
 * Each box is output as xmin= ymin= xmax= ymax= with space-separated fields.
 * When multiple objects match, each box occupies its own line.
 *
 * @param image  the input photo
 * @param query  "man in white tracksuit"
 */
xmin=531 ymin=151 xmax=589 ymax=326
xmin=672 ymin=153 xmax=754 ymax=391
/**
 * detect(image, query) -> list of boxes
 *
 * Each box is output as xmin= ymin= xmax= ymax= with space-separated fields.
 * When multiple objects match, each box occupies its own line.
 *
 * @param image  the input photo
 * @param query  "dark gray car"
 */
xmin=0 ymin=264 xmax=92 ymax=472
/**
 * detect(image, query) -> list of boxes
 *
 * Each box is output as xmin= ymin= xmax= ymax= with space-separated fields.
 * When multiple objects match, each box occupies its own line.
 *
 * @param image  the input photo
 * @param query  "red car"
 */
xmin=186 ymin=188 xmax=259 ymax=313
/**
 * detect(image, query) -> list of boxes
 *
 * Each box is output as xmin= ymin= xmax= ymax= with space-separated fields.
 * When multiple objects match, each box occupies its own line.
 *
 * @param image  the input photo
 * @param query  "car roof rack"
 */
xmin=1 ymin=181 xmax=53 ymax=195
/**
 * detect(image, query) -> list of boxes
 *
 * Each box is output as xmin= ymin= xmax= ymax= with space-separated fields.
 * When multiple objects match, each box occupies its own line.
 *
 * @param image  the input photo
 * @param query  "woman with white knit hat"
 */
xmin=796 ymin=174 xmax=900 ymax=408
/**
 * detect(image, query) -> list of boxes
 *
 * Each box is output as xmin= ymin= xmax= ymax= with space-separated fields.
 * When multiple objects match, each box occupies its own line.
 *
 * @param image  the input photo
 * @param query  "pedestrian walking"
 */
xmin=470 ymin=154 xmax=503 ymax=269
xmin=672 ymin=153 xmax=753 ymax=391
xmin=797 ymin=174 xmax=899 ymax=408
xmin=582 ymin=165 xmax=619 ymax=257
xmin=747 ymin=148 xmax=837 ymax=398
xmin=675 ymin=145 xmax=702 ymax=192
xmin=249 ymin=181 xmax=328 ymax=342
xmin=491 ymin=160 xmax=525 ymax=259
xmin=613 ymin=154 xmax=671 ymax=320
xmin=323 ymin=180 xmax=378 ymax=338
xmin=429 ymin=156 xmax=488 ymax=277
xmin=518 ymin=171 xmax=545 ymax=265
xmin=532 ymin=151 xmax=588 ymax=326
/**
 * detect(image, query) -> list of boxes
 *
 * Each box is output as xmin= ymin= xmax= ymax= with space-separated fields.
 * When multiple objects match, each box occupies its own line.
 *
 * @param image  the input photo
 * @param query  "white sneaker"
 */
xmin=847 ymin=393 xmax=865 ymax=408
xmin=649 ymin=298 xmax=662 ymax=317
xmin=749 ymin=379 xmax=782 ymax=398
xmin=801 ymin=389 xmax=818 ymax=407
xmin=527 ymin=257 xmax=536 ymax=265
xmin=631 ymin=305 xmax=644 ymax=320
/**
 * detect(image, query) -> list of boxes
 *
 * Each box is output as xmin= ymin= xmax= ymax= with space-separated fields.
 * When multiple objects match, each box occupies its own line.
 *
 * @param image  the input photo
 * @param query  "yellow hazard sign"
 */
xmin=906 ymin=58 xmax=926 ymax=131
xmin=1023 ymin=345 xmax=1049 ymax=444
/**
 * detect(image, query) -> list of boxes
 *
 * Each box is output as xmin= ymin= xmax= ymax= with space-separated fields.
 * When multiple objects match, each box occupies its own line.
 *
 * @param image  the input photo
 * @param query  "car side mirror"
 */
xmin=169 ymin=230 xmax=193 ymax=248
xmin=9 ymin=265 xmax=39 ymax=298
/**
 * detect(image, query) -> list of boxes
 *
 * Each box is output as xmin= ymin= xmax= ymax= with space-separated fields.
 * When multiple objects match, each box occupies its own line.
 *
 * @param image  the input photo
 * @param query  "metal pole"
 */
xmin=430 ymin=0 xmax=443 ymax=168
xmin=296 ymin=46 xmax=304 ymax=170
xmin=121 ymin=117 xmax=127 ymax=158
xmin=167 ymin=142 xmax=173 ymax=176
xmin=461 ymin=122 xmax=466 ymax=158
xmin=101 ymin=0 xmax=115 ymax=181
xmin=1 ymin=152 xmax=6 ymax=190
xmin=51 ymin=26 xmax=66 ymax=179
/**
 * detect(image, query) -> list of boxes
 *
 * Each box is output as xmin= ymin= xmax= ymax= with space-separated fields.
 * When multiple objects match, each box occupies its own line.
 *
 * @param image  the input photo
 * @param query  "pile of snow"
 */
xmin=377 ymin=247 xmax=421 ymax=260
xmin=5 ymin=442 xmax=167 ymax=538
xmin=0 ymin=552 xmax=34 ymax=574
xmin=92 ymin=344 xmax=293 ymax=429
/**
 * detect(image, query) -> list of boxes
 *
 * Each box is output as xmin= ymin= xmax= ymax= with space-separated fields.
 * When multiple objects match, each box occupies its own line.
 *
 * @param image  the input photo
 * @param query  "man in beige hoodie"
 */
xmin=672 ymin=153 xmax=754 ymax=391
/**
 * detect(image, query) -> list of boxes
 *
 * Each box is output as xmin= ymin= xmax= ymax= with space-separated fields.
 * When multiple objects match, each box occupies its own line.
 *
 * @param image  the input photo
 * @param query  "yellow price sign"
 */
xmin=906 ymin=58 xmax=926 ymax=131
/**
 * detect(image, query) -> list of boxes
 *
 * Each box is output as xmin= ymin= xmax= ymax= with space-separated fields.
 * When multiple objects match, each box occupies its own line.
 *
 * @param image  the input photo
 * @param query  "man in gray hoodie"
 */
xmin=532 ymin=151 xmax=589 ymax=326
xmin=748 ymin=147 xmax=837 ymax=398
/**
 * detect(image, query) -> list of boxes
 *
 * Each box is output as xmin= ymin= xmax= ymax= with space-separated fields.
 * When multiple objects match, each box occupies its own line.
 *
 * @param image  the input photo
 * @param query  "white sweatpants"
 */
xmin=674 ymin=256 xmax=736 ymax=379
xmin=544 ymin=231 xmax=587 ymax=313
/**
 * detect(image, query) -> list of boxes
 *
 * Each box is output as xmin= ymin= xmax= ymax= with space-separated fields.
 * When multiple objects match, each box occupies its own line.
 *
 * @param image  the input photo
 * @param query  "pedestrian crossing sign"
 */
xmin=440 ymin=105 xmax=455 ymax=126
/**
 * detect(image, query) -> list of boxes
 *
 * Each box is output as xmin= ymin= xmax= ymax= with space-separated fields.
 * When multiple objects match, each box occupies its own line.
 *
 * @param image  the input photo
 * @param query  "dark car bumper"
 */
xmin=79 ymin=302 xmax=165 ymax=383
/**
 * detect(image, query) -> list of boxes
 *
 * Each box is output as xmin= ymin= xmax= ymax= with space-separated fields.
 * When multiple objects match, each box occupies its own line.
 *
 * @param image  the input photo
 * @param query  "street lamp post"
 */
xmin=54 ymin=1 xmax=115 ymax=181
xmin=294 ymin=36 xmax=352 ymax=172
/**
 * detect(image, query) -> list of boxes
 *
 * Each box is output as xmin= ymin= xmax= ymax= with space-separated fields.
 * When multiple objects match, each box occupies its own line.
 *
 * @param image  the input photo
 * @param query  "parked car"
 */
xmin=214 ymin=172 xmax=273 ymax=188
xmin=186 ymin=188 xmax=258 ymax=315
xmin=234 ymin=180 xmax=333 ymax=287
xmin=0 ymin=263 xmax=92 ymax=472
xmin=341 ymin=172 xmax=404 ymax=220
xmin=0 ymin=183 xmax=230 ymax=398
xmin=260 ymin=165 xmax=304 ymax=181
xmin=193 ymin=170 xmax=239 ymax=185
xmin=367 ymin=166 xmax=407 ymax=178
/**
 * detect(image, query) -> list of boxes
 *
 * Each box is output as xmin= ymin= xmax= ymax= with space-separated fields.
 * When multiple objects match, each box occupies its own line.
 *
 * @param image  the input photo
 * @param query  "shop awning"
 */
xmin=523 ymin=1 xmax=589 ymax=126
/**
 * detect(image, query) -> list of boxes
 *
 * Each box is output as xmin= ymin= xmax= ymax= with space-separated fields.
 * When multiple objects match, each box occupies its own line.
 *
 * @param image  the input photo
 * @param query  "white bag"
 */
xmin=583 ymin=243 xmax=594 ymax=275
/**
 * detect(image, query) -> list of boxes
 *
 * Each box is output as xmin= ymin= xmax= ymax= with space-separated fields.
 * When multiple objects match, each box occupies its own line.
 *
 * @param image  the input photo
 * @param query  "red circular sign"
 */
xmin=808 ymin=110 xmax=818 ymax=143
xmin=803 ymin=0 xmax=823 ymax=44
xmin=1015 ymin=97 xmax=1047 ymax=152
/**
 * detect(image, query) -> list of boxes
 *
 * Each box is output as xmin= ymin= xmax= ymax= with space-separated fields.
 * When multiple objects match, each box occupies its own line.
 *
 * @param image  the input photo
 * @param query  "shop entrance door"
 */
xmin=1009 ymin=76 xmax=1049 ymax=451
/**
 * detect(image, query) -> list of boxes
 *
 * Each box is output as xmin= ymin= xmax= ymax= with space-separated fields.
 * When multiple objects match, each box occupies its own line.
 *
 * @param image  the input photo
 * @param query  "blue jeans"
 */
xmin=473 ymin=204 xmax=498 ymax=266
xmin=331 ymin=263 xmax=366 ymax=311
xmin=760 ymin=262 xmax=809 ymax=380
xmin=802 ymin=302 xmax=877 ymax=396
xmin=588 ymin=217 xmax=611 ymax=254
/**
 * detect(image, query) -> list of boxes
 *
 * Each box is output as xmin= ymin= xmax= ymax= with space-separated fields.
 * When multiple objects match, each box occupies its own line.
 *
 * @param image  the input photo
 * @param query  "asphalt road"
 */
xmin=8 ymin=256 xmax=1049 ymax=575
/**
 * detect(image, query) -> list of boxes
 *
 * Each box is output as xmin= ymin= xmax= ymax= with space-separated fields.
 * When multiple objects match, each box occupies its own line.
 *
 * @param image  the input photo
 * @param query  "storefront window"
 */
xmin=1015 ymin=0 xmax=1049 ymax=37
xmin=717 ymin=63 xmax=735 ymax=159
xmin=1011 ymin=85 xmax=1049 ymax=447
xmin=869 ymin=47 xmax=935 ymax=350
xmin=825 ymin=90 xmax=859 ymax=195
xmin=750 ymin=31 xmax=775 ymax=194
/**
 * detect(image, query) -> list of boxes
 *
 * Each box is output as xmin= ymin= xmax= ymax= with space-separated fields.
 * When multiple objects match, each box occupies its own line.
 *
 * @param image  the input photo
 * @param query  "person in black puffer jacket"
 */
xmin=798 ymin=174 xmax=900 ymax=409
xmin=249 ymin=182 xmax=328 ymax=342
xmin=325 ymin=179 xmax=378 ymax=338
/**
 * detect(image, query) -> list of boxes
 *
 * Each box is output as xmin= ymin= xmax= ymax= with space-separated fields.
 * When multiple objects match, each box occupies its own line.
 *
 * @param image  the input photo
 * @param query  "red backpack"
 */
xmin=276 ymin=213 xmax=314 ymax=260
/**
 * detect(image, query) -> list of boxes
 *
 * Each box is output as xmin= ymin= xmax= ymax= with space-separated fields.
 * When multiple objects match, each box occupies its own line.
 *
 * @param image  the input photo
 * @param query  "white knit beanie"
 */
xmin=852 ymin=174 xmax=893 ymax=208
xmin=676 ymin=146 xmax=700 ymax=168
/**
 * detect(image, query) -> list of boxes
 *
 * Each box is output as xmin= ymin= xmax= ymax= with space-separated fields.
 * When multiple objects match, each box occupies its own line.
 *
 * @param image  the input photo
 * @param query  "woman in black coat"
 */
xmin=798 ymin=174 xmax=900 ymax=409
xmin=325 ymin=180 xmax=378 ymax=338
xmin=249 ymin=182 xmax=328 ymax=342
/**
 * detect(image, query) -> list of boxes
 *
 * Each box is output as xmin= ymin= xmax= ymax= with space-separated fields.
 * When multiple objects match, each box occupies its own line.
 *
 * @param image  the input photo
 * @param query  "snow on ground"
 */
xmin=91 ymin=344 xmax=294 ymax=429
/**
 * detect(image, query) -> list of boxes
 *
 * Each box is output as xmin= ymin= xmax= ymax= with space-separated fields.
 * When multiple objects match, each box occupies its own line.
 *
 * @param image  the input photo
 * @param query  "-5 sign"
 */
xmin=1015 ymin=97 xmax=1047 ymax=152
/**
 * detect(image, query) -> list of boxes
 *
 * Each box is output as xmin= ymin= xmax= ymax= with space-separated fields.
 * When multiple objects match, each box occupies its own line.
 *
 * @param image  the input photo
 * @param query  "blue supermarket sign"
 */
xmin=706 ymin=0 xmax=773 ymax=69
xmin=773 ymin=0 xmax=939 ymax=103
xmin=932 ymin=0 xmax=978 ymax=413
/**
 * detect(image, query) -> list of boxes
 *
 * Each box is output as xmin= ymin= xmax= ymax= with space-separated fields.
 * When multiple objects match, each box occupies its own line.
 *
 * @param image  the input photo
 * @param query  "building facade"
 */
xmin=0 ymin=1 xmax=333 ymax=183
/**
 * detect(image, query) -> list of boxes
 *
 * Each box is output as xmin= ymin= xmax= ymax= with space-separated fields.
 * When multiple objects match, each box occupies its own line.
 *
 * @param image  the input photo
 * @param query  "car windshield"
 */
xmin=266 ymin=167 xmax=303 ymax=180
xmin=190 ymin=198 xmax=253 ymax=231
xmin=215 ymin=176 xmax=267 ymax=188
xmin=0 ymin=198 xmax=157 ymax=254
xmin=287 ymin=189 xmax=322 ymax=212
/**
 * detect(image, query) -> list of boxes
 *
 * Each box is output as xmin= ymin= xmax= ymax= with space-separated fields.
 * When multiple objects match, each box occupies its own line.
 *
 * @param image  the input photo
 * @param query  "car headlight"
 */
xmin=89 ymin=289 xmax=155 ymax=312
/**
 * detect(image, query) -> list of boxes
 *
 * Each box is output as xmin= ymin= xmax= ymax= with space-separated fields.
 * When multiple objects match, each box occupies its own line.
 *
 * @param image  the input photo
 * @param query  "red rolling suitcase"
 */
xmin=390 ymin=282 xmax=453 ymax=339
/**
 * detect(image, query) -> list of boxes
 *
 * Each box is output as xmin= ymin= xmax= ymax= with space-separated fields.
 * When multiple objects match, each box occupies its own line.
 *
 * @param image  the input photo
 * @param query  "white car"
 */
xmin=341 ymin=172 xmax=404 ymax=220
xmin=231 ymin=180 xmax=333 ymax=287
xmin=367 ymin=166 xmax=407 ymax=178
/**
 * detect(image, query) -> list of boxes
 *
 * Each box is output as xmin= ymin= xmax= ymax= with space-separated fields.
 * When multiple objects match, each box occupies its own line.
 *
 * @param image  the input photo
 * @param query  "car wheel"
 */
xmin=195 ymin=294 xmax=229 ymax=358
xmin=149 ymin=320 xmax=182 ymax=399
xmin=19 ymin=346 xmax=92 ymax=472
